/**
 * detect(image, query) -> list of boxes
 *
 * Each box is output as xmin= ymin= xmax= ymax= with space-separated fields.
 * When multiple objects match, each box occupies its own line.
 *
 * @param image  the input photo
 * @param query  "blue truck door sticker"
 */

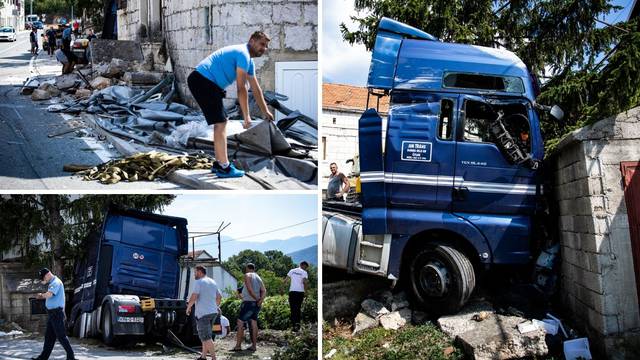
xmin=401 ymin=141 xmax=432 ymax=162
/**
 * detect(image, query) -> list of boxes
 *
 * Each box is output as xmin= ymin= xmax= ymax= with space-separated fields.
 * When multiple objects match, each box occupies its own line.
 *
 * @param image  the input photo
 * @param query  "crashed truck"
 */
xmin=323 ymin=18 xmax=564 ymax=314
xmin=67 ymin=206 xmax=197 ymax=345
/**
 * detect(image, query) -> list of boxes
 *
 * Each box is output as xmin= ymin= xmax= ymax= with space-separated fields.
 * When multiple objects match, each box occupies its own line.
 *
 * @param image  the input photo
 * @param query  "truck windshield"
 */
xmin=444 ymin=73 xmax=524 ymax=93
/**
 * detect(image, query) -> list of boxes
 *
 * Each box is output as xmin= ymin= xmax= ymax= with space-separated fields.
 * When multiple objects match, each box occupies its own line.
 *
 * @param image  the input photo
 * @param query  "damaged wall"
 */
xmin=551 ymin=106 xmax=640 ymax=359
xmin=0 ymin=263 xmax=47 ymax=333
xmin=118 ymin=0 xmax=317 ymax=107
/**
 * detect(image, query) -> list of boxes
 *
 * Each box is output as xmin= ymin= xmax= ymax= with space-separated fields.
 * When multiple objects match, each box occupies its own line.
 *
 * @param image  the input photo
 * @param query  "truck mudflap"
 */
xmin=359 ymin=108 xmax=387 ymax=235
xmin=105 ymin=295 xmax=145 ymax=336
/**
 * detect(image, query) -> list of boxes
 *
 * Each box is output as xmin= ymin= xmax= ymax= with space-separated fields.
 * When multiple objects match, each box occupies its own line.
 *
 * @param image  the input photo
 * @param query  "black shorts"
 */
xmin=187 ymin=70 xmax=227 ymax=125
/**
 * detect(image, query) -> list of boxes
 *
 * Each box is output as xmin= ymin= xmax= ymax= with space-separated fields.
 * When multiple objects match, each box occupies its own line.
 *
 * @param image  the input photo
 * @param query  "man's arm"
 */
xmin=303 ymin=278 xmax=309 ymax=292
xmin=37 ymin=291 xmax=54 ymax=299
xmin=186 ymin=293 xmax=198 ymax=315
xmin=244 ymin=275 xmax=259 ymax=301
xmin=236 ymin=68 xmax=252 ymax=129
xmin=248 ymin=76 xmax=274 ymax=121
xmin=216 ymin=290 xmax=222 ymax=306
xmin=257 ymin=284 xmax=266 ymax=307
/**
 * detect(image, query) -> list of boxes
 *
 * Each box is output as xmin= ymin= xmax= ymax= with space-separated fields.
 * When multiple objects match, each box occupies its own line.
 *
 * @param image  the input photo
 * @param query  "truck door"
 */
xmin=452 ymin=96 xmax=539 ymax=263
xmin=385 ymin=92 xmax=457 ymax=211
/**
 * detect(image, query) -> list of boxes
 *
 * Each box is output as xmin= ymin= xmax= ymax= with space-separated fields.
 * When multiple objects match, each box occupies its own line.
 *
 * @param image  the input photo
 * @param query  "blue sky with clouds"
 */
xmin=323 ymin=0 xmax=635 ymax=87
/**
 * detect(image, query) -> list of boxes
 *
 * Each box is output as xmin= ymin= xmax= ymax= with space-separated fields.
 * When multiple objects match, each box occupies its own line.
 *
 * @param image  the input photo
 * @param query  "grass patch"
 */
xmin=323 ymin=323 xmax=463 ymax=360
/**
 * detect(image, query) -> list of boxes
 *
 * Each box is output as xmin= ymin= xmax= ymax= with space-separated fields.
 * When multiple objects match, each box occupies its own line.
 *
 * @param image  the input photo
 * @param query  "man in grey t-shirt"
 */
xmin=232 ymin=263 xmax=265 ymax=352
xmin=187 ymin=265 xmax=222 ymax=360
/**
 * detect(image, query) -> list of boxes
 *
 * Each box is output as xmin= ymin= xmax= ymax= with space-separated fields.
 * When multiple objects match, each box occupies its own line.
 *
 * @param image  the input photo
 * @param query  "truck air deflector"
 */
xmin=359 ymin=108 xmax=387 ymax=234
xmin=368 ymin=18 xmax=437 ymax=90
xmin=394 ymin=40 xmax=534 ymax=100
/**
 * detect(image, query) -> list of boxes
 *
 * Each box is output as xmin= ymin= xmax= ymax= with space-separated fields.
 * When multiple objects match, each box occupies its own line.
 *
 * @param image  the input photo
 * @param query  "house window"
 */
xmin=332 ymin=117 xmax=336 ymax=124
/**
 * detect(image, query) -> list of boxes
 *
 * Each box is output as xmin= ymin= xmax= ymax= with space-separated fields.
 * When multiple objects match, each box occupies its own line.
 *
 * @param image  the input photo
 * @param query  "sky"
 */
xmin=322 ymin=0 xmax=636 ymax=87
xmin=160 ymin=194 xmax=318 ymax=251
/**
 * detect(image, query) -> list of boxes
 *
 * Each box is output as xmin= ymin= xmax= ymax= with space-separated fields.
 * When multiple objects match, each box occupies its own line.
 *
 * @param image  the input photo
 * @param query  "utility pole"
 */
xmin=30 ymin=0 xmax=32 ymax=15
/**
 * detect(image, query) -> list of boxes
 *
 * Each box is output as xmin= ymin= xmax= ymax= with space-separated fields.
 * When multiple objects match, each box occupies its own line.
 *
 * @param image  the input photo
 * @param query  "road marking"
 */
xmin=0 ymin=34 xmax=29 ymax=56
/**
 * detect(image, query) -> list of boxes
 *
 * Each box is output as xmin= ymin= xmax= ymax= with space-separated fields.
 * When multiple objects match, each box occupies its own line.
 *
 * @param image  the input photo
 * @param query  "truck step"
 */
xmin=357 ymin=259 xmax=381 ymax=269
xmin=360 ymin=241 xmax=383 ymax=249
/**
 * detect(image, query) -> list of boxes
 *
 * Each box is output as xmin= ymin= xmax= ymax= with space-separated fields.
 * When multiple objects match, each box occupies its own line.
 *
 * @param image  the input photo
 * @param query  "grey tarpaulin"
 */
xmin=45 ymin=75 xmax=317 ymax=188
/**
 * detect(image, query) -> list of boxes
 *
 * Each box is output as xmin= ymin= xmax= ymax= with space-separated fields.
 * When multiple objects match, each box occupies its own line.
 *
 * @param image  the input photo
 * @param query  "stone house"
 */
xmin=179 ymin=250 xmax=238 ymax=299
xmin=551 ymin=106 xmax=640 ymax=358
xmin=116 ymin=0 xmax=318 ymax=119
xmin=321 ymin=83 xmax=388 ymax=188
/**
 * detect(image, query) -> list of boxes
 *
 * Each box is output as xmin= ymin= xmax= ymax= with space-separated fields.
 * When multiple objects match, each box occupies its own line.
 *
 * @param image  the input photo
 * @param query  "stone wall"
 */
xmin=0 ymin=263 xmax=47 ymax=333
xmin=552 ymin=106 xmax=640 ymax=358
xmin=117 ymin=0 xmax=317 ymax=107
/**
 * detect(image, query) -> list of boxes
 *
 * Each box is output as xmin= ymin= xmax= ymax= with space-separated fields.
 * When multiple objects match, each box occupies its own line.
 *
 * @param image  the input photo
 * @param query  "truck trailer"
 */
xmin=323 ymin=18 xmax=562 ymax=314
xmin=68 ymin=206 xmax=195 ymax=345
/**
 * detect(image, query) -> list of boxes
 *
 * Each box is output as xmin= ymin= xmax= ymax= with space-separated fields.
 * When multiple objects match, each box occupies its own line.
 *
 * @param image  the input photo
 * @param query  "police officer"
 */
xmin=32 ymin=268 xmax=76 ymax=360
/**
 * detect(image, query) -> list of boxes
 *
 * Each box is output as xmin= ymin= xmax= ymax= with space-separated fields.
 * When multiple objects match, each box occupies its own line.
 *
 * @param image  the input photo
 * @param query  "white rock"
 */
xmin=31 ymin=89 xmax=51 ymax=101
xmin=379 ymin=311 xmax=407 ymax=330
xmin=352 ymin=312 xmax=379 ymax=336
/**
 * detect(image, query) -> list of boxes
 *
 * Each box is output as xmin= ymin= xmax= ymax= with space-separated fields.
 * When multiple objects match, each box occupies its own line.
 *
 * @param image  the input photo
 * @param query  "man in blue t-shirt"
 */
xmin=187 ymin=31 xmax=274 ymax=178
xmin=31 ymin=268 xmax=76 ymax=360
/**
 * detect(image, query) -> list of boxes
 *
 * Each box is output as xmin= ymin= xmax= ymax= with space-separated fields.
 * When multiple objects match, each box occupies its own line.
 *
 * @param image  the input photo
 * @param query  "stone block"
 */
xmin=302 ymin=4 xmax=317 ymax=24
xmin=272 ymin=3 xmax=302 ymax=24
xmin=284 ymin=25 xmax=314 ymax=51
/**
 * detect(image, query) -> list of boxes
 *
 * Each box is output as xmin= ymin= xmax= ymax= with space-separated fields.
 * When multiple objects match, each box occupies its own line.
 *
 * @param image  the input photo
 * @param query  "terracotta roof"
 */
xmin=323 ymin=83 xmax=389 ymax=114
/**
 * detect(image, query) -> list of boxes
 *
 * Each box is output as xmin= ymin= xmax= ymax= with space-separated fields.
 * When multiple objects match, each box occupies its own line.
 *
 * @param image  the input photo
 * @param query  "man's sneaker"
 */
xmin=210 ymin=161 xmax=223 ymax=173
xmin=216 ymin=163 xmax=245 ymax=178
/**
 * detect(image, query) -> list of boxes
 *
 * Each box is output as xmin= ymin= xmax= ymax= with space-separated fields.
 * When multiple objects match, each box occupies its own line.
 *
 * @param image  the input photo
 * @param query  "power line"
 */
xmin=194 ymin=218 xmax=317 ymax=246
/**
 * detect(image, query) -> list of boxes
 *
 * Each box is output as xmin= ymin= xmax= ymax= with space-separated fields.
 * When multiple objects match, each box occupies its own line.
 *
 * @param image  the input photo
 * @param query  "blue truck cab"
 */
xmin=68 ymin=206 xmax=193 ymax=345
xmin=323 ymin=18 xmax=560 ymax=313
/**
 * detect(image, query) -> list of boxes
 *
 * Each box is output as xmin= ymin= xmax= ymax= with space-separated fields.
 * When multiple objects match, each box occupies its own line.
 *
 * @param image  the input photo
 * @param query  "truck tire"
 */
xmin=407 ymin=243 xmax=475 ymax=314
xmin=101 ymin=304 xmax=116 ymax=346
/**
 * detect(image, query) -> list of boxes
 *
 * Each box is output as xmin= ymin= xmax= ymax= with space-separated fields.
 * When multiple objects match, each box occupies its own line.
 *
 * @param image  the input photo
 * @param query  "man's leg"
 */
xmin=50 ymin=311 xmax=75 ymax=359
xmin=205 ymin=339 xmax=215 ymax=359
xmin=234 ymin=319 xmax=244 ymax=349
xmin=291 ymin=292 xmax=303 ymax=330
xmin=250 ymin=319 xmax=258 ymax=350
xmin=213 ymin=122 xmax=228 ymax=165
xmin=35 ymin=314 xmax=56 ymax=360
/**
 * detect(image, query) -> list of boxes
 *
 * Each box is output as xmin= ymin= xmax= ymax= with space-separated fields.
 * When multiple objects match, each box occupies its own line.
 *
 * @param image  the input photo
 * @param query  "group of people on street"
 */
xmin=31 ymin=261 xmax=310 ymax=360
xmin=28 ymin=22 xmax=97 ymax=75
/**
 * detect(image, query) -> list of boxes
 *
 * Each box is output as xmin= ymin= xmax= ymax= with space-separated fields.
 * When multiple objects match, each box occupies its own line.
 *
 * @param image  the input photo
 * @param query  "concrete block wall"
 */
xmin=0 ymin=263 xmax=47 ymax=333
xmin=552 ymin=106 xmax=640 ymax=358
xmin=161 ymin=0 xmax=318 ymax=107
xmin=117 ymin=1 xmax=142 ymax=41
xmin=320 ymin=110 xmax=359 ymax=188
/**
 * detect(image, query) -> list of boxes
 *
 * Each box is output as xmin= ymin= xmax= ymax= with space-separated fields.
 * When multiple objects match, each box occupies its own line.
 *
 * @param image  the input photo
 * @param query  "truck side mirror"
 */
xmin=550 ymin=105 xmax=564 ymax=120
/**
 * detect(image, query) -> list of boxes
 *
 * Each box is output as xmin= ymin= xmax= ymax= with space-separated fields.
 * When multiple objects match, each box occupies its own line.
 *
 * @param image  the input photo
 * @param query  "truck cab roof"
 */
xmin=368 ymin=18 xmax=535 ymax=101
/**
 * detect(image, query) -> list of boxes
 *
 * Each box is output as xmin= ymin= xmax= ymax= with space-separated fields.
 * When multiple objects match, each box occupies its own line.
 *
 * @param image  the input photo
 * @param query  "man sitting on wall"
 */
xmin=187 ymin=31 xmax=274 ymax=178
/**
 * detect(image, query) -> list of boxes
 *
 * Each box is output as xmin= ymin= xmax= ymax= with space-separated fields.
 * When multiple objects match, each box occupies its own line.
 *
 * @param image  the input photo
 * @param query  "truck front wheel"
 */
xmin=407 ymin=243 xmax=476 ymax=314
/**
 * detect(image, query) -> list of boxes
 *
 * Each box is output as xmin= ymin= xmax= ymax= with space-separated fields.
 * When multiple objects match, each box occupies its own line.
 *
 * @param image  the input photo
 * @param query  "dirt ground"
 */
xmin=0 ymin=331 xmax=282 ymax=359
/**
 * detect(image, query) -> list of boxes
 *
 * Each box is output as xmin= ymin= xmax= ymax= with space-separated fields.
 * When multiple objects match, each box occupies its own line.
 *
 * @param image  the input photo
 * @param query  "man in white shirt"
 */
xmin=285 ymin=261 xmax=309 ymax=331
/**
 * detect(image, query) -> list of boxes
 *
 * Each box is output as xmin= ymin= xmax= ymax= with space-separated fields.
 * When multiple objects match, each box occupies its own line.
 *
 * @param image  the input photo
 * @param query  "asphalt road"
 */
xmin=0 ymin=332 xmax=278 ymax=359
xmin=0 ymin=31 xmax=183 ymax=190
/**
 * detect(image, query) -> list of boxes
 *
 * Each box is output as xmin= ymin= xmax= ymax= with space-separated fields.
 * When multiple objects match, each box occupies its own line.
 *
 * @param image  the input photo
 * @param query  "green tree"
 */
xmin=0 ymin=195 xmax=175 ymax=279
xmin=340 ymin=0 xmax=637 ymax=150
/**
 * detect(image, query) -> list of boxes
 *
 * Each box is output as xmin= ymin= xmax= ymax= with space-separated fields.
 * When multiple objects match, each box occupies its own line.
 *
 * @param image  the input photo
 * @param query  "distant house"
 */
xmin=179 ymin=250 xmax=238 ymax=299
xmin=321 ymin=83 xmax=389 ymax=189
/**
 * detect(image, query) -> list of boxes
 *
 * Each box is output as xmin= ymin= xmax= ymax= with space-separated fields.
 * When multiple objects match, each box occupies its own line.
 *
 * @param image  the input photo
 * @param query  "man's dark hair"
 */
xmin=300 ymin=261 xmax=309 ymax=268
xmin=246 ymin=263 xmax=256 ymax=271
xmin=250 ymin=31 xmax=270 ymax=42
xmin=195 ymin=265 xmax=206 ymax=275
xmin=330 ymin=162 xmax=337 ymax=167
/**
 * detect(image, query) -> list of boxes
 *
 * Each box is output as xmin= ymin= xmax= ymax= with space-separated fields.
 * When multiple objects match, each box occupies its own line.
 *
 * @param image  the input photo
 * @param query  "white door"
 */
xmin=275 ymin=61 xmax=318 ymax=120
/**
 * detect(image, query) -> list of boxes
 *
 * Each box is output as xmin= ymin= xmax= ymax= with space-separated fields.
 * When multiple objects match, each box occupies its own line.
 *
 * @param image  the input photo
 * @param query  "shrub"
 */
xmin=220 ymin=293 xmax=318 ymax=331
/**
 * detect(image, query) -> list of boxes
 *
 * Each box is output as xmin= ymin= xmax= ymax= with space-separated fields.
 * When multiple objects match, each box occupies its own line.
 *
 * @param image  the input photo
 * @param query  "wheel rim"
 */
xmin=417 ymin=258 xmax=450 ymax=298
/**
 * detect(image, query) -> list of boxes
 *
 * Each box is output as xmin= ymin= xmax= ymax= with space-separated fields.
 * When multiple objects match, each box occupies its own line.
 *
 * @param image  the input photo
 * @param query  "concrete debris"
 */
xmin=379 ymin=311 xmax=407 ymax=330
xmin=324 ymin=349 xmax=337 ymax=359
xmin=352 ymin=312 xmax=378 ymax=336
xmin=31 ymin=89 xmax=52 ymax=101
xmin=391 ymin=292 xmax=410 ymax=311
xmin=74 ymin=89 xmax=92 ymax=99
xmin=90 ymin=76 xmax=112 ymax=90
xmin=20 ymin=87 xmax=34 ymax=95
xmin=563 ymin=338 xmax=592 ymax=360
xmin=123 ymin=71 xmax=165 ymax=85
xmin=89 ymin=39 xmax=144 ymax=63
xmin=323 ymin=279 xmax=389 ymax=322
xmin=103 ymin=58 xmax=127 ymax=78
xmin=361 ymin=299 xmax=390 ymax=319
xmin=412 ymin=310 xmax=429 ymax=325
xmin=38 ymin=83 xmax=61 ymax=97
xmin=74 ymin=151 xmax=213 ymax=184
xmin=54 ymin=74 xmax=80 ymax=90
xmin=438 ymin=301 xmax=548 ymax=359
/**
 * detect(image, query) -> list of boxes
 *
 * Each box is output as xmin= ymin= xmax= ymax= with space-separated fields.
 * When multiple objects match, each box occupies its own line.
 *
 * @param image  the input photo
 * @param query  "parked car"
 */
xmin=33 ymin=21 xmax=44 ymax=30
xmin=25 ymin=22 xmax=32 ymax=30
xmin=0 ymin=26 xmax=17 ymax=42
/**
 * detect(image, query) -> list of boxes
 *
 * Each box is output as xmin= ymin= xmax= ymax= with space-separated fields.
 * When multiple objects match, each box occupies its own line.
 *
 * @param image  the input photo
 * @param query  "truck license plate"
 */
xmin=117 ymin=316 xmax=144 ymax=323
